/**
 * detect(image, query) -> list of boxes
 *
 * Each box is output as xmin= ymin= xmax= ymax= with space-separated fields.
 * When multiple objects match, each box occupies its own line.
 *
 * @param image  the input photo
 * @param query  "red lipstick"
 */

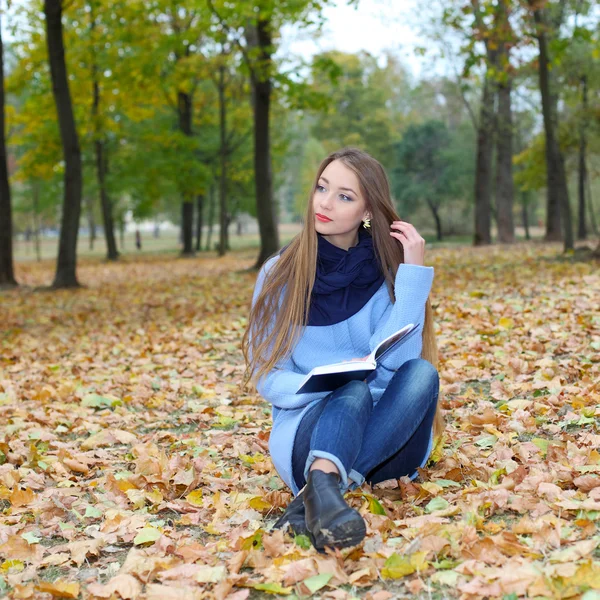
xmin=316 ymin=213 xmax=332 ymax=223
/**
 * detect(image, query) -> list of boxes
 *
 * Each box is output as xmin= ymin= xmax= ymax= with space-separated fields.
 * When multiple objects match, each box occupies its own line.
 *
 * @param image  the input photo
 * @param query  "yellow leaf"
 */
xmin=429 ymin=432 xmax=446 ymax=463
xmin=117 ymin=479 xmax=137 ymax=493
xmin=185 ymin=490 xmax=204 ymax=506
xmin=144 ymin=489 xmax=163 ymax=505
xmin=36 ymin=580 xmax=80 ymax=599
xmin=381 ymin=551 xmax=428 ymax=579
xmin=249 ymin=496 xmax=272 ymax=511
xmin=421 ymin=482 xmax=443 ymax=496
xmin=589 ymin=451 xmax=600 ymax=465
xmin=499 ymin=317 xmax=514 ymax=329
xmin=251 ymin=582 xmax=293 ymax=595
xmin=240 ymin=452 xmax=266 ymax=464
xmin=1 ymin=559 xmax=24 ymax=573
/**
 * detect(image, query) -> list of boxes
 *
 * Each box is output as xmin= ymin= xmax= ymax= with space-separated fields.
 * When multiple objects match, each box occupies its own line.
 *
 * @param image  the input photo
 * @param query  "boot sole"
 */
xmin=311 ymin=514 xmax=366 ymax=552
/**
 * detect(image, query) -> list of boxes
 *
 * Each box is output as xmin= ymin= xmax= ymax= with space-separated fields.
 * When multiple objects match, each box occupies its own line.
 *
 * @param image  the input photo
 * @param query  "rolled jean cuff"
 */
xmin=347 ymin=469 xmax=365 ymax=491
xmin=304 ymin=450 xmax=349 ymax=490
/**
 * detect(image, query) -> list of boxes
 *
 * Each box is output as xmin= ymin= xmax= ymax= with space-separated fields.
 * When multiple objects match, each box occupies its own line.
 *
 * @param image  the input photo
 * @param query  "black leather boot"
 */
xmin=303 ymin=469 xmax=366 ymax=551
xmin=272 ymin=491 xmax=309 ymax=537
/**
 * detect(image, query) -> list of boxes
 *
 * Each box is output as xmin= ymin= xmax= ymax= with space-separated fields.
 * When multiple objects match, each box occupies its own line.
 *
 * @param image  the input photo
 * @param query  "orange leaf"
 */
xmin=9 ymin=487 xmax=35 ymax=507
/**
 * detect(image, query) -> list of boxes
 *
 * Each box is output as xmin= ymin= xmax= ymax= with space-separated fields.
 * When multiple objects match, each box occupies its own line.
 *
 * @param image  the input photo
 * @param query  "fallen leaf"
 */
xmin=36 ymin=580 xmax=80 ymax=599
xmin=86 ymin=574 xmax=142 ymax=599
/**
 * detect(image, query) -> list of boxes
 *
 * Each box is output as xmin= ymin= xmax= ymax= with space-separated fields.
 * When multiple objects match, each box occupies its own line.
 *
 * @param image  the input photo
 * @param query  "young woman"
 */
xmin=242 ymin=148 xmax=442 ymax=552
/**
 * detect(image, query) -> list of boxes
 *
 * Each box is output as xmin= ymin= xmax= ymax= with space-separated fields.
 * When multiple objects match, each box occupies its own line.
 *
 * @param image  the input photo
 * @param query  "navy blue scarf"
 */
xmin=307 ymin=229 xmax=385 ymax=326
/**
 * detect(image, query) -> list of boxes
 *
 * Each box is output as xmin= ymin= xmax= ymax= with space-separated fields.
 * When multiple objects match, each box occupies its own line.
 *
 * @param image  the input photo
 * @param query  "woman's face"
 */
xmin=312 ymin=159 xmax=370 ymax=250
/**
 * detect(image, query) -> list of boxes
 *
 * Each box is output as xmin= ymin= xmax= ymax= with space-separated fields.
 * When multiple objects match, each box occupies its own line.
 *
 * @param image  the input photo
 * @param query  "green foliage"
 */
xmin=308 ymin=51 xmax=401 ymax=167
xmin=392 ymin=120 xmax=474 ymax=217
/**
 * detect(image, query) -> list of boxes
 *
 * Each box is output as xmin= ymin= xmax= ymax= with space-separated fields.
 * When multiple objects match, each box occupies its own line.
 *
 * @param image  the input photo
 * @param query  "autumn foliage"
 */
xmin=1 ymin=245 xmax=599 ymax=599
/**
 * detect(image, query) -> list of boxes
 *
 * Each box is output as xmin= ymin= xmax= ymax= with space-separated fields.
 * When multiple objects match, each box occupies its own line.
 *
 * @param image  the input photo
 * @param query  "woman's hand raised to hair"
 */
xmin=389 ymin=221 xmax=425 ymax=266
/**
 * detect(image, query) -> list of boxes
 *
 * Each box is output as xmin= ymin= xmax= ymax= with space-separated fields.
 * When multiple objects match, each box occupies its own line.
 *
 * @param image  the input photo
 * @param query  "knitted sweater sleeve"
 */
xmin=368 ymin=263 xmax=434 ymax=371
xmin=250 ymin=256 xmax=327 ymax=410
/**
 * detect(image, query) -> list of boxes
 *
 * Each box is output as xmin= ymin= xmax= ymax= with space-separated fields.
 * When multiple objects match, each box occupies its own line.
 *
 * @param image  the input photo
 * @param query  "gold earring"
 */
xmin=362 ymin=217 xmax=371 ymax=229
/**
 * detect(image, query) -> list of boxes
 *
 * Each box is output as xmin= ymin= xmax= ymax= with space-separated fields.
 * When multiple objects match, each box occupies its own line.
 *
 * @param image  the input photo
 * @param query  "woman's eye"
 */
xmin=340 ymin=194 xmax=352 ymax=202
xmin=316 ymin=185 xmax=326 ymax=192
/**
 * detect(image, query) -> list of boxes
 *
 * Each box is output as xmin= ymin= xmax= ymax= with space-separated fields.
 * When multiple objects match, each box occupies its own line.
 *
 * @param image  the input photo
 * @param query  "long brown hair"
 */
xmin=242 ymin=148 xmax=444 ymax=441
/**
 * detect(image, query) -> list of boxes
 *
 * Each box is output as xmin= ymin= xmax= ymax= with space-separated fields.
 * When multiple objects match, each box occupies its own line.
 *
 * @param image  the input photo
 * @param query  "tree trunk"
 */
xmin=531 ymin=4 xmax=573 ymax=250
xmin=119 ymin=219 xmax=125 ymax=251
xmin=246 ymin=17 xmax=279 ymax=268
xmin=473 ymin=75 xmax=494 ymax=246
xmin=495 ymin=77 xmax=515 ymax=243
xmin=181 ymin=201 xmax=194 ymax=255
xmin=426 ymin=199 xmax=443 ymax=241
xmin=521 ymin=191 xmax=531 ymax=241
xmin=32 ymin=183 xmax=42 ymax=261
xmin=587 ymin=174 xmax=598 ymax=236
xmin=85 ymin=195 xmax=96 ymax=250
xmin=95 ymin=139 xmax=119 ymax=260
xmin=493 ymin=0 xmax=515 ymax=244
xmin=195 ymin=194 xmax=204 ymax=252
xmin=0 ymin=14 xmax=16 ymax=287
xmin=90 ymin=1 xmax=117 ymax=260
xmin=44 ymin=0 xmax=83 ymax=287
xmin=178 ymin=90 xmax=195 ymax=256
xmin=218 ymin=64 xmax=228 ymax=257
xmin=33 ymin=183 xmax=42 ymax=261
xmin=206 ymin=185 xmax=215 ymax=251
xmin=578 ymin=74 xmax=588 ymax=240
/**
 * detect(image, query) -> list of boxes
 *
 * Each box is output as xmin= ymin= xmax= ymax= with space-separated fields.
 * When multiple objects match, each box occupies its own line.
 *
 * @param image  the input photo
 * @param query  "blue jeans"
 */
xmin=291 ymin=358 xmax=439 ymax=490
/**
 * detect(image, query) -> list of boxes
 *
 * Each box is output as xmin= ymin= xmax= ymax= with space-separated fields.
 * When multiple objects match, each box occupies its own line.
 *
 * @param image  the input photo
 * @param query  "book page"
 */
xmin=373 ymin=323 xmax=418 ymax=362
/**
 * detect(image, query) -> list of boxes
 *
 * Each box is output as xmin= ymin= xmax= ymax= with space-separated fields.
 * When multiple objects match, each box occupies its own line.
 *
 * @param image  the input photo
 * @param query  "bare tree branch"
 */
xmin=206 ymin=0 xmax=255 ymax=79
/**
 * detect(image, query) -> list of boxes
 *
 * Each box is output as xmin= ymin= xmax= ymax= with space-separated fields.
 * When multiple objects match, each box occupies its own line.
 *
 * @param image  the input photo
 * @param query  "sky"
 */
xmin=277 ymin=0 xmax=443 ymax=79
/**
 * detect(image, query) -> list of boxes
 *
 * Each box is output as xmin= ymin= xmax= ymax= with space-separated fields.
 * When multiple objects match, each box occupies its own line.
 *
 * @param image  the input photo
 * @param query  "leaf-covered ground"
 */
xmin=1 ymin=243 xmax=599 ymax=600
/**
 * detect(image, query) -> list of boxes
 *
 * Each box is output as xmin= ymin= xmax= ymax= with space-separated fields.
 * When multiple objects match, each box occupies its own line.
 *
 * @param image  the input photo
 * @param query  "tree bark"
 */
xmin=426 ymin=199 xmax=443 ymax=241
xmin=95 ymin=139 xmax=119 ymax=260
xmin=195 ymin=193 xmax=204 ymax=252
xmin=493 ymin=1 xmax=515 ymax=244
xmin=521 ymin=191 xmax=531 ymax=241
xmin=178 ymin=90 xmax=195 ymax=256
xmin=92 ymin=89 xmax=118 ymax=257
xmin=495 ymin=76 xmax=515 ymax=243
xmin=587 ymin=174 xmax=598 ymax=236
xmin=578 ymin=74 xmax=587 ymax=240
xmin=181 ymin=201 xmax=194 ymax=255
xmin=85 ymin=195 xmax=96 ymax=250
xmin=218 ymin=64 xmax=228 ymax=257
xmin=44 ymin=0 xmax=83 ymax=287
xmin=246 ymin=17 xmax=279 ymax=268
xmin=33 ymin=183 xmax=42 ymax=261
xmin=531 ymin=3 xmax=573 ymax=249
xmin=90 ymin=1 xmax=118 ymax=261
xmin=206 ymin=185 xmax=215 ymax=251
xmin=0 ymin=13 xmax=16 ymax=287
xmin=473 ymin=75 xmax=494 ymax=246
xmin=118 ymin=219 xmax=125 ymax=251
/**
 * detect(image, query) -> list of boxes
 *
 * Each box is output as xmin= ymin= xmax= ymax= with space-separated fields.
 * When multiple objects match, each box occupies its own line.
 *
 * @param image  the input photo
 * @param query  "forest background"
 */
xmin=0 ymin=0 xmax=599 ymax=287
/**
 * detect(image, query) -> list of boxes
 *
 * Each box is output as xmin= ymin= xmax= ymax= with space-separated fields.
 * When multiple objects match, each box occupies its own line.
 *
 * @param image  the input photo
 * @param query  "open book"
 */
xmin=296 ymin=323 xmax=419 ymax=394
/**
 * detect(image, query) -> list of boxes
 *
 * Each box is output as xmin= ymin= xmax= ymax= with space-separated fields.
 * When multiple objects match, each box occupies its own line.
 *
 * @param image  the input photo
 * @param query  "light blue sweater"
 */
xmin=251 ymin=255 xmax=435 ymax=495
